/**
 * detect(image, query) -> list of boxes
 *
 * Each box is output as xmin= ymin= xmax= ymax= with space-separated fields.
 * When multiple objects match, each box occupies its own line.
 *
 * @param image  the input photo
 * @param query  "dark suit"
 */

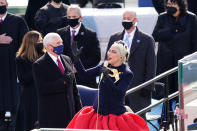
xmin=0 ymin=13 xmax=28 ymax=130
xmin=188 ymin=0 xmax=197 ymax=15
xmin=57 ymin=24 xmax=101 ymax=88
xmin=32 ymin=53 xmax=82 ymax=128
xmin=106 ymin=28 xmax=156 ymax=113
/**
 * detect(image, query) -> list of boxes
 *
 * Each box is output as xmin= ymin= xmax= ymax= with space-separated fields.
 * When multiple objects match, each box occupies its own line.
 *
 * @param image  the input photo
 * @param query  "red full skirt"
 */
xmin=67 ymin=106 xmax=149 ymax=131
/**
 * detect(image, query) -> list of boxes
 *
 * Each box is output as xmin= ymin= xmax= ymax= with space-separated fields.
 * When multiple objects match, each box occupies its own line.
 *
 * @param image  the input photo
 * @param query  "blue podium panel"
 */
xmin=138 ymin=0 xmax=153 ymax=7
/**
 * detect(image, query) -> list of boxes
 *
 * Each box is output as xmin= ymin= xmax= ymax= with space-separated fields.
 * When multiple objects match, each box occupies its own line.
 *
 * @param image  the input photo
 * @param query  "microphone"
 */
xmin=100 ymin=61 xmax=108 ymax=81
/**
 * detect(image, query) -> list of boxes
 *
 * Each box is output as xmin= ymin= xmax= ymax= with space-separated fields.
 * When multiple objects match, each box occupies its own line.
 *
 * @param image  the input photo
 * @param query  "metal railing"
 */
xmin=126 ymin=66 xmax=178 ymax=96
xmin=126 ymin=66 xmax=179 ymax=131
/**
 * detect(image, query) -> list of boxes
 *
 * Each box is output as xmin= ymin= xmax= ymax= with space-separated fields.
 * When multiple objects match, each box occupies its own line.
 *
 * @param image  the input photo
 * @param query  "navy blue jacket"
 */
xmin=75 ymin=61 xmax=133 ymax=115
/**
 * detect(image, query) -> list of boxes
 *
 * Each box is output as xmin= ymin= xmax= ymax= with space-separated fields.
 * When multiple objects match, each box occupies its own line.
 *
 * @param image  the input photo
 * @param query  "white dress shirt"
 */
xmin=48 ymin=52 xmax=65 ymax=70
xmin=123 ymin=27 xmax=136 ymax=50
xmin=70 ymin=22 xmax=81 ymax=36
xmin=0 ymin=12 xmax=7 ymax=21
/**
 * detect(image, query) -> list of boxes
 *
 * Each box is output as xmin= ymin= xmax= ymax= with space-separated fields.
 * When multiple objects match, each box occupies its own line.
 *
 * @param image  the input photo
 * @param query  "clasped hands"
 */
xmin=171 ymin=21 xmax=185 ymax=34
xmin=63 ymin=71 xmax=75 ymax=85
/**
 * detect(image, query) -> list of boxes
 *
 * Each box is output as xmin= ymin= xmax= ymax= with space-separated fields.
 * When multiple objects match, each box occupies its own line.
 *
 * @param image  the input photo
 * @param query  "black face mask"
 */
xmin=122 ymin=21 xmax=134 ymax=30
xmin=53 ymin=0 xmax=62 ymax=3
xmin=166 ymin=7 xmax=177 ymax=15
xmin=67 ymin=18 xmax=80 ymax=28
xmin=0 ymin=5 xmax=7 ymax=15
xmin=36 ymin=43 xmax=43 ymax=53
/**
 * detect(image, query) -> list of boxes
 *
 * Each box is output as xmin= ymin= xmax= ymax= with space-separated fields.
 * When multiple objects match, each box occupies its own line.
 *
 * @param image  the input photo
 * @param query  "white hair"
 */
xmin=111 ymin=40 xmax=129 ymax=64
xmin=67 ymin=4 xmax=82 ymax=16
xmin=43 ymin=32 xmax=62 ymax=49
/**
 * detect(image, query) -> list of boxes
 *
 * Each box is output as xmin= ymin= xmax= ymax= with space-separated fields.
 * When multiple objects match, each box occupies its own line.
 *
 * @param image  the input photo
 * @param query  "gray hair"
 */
xmin=43 ymin=32 xmax=62 ymax=49
xmin=67 ymin=4 xmax=82 ymax=16
xmin=111 ymin=40 xmax=129 ymax=64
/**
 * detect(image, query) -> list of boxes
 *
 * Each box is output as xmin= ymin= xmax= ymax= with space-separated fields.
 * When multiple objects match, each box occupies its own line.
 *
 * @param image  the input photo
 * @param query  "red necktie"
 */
xmin=57 ymin=58 xmax=65 ymax=74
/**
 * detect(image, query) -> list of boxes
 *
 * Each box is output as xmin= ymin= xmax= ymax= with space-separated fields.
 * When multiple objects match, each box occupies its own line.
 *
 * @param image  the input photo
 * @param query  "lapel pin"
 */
xmin=137 ymin=40 xmax=140 ymax=43
xmin=81 ymin=32 xmax=84 ymax=35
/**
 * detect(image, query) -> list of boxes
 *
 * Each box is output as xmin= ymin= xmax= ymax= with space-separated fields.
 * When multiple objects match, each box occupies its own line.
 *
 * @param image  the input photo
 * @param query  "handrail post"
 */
xmin=162 ymin=76 xmax=170 ymax=131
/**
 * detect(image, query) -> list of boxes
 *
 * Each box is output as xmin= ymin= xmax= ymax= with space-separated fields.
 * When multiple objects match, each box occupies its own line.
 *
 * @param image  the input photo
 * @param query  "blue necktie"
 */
xmin=125 ymin=34 xmax=130 ymax=48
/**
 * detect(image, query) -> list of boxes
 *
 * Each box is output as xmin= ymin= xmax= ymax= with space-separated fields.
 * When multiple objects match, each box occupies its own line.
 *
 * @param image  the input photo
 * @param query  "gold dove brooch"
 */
xmin=106 ymin=67 xmax=123 ymax=83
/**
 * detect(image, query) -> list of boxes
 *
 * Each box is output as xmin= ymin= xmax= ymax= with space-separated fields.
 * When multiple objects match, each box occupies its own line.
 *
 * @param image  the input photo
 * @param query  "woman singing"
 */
xmin=67 ymin=40 xmax=149 ymax=131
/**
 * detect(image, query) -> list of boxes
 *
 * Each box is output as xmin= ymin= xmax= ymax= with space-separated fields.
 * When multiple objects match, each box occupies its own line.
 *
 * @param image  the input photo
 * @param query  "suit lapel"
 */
xmin=45 ymin=53 xmax=63 ymax=75
xmin=76 ymin=24 xmax=85 ymax=38
xmin=3 ymin=13 xmax=10 ymax=23
xmin=130 ymin=28 xmax=141 ymax=54
xmin=120 ymin=30 xmax=125 ymax=40
xmin=74 ymin=24 xmax=85 ymax=44
xmin=60 ymin=55 xmax=73 ymax=74
xmin=64 ymin=27 xmax=71 ymax=45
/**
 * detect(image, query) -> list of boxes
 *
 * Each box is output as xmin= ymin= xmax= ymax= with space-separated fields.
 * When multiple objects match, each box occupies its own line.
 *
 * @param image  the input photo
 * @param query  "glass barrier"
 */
xmin=178 ymin=51 xmax=197 ymax=131
xmin=7 ymin=0 xmax=27 ymax=14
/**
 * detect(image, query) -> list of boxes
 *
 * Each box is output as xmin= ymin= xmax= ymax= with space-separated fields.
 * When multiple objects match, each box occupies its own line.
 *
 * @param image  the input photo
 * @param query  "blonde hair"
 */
xmin=111 ymin=40 xmax=129 ymax=64
xmin=16 ymin=30 xmax=45 ymax=62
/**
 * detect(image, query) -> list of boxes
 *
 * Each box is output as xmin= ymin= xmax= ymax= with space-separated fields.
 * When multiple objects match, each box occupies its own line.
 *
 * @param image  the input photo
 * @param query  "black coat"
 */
xmin=34 ymin=3 xmax=68 ymax=36
xmin=152 ymin=0 xmax=197 ymax=15
xmin=25 ymin=0 xmax=70 ymax=29
xmin=0 ymin=13 xmax=28 ymax=115
xmin=152 ymin=0 xmax=165 ymax=14
xmin=152 ymin=11 xmax=197 ymax=94
xmin=57 ymin=24 xmax=101 ymax=88
xmin=188 ymin=0 xmax=197 ymax=15
xmin=32 ymin=53 xmax=82 ymax=128
xmin=15 ymin=56 xmax=38 ymax=131
xmin=106 ymin=28 xmax=156 ymax=112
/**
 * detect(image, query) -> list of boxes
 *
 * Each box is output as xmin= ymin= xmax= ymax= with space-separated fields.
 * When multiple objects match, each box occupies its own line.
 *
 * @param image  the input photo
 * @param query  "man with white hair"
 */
xmin=105 ymin=10 xmax=156 ymax=119
xmin=32 ymin=32 xmax=82 ymax=128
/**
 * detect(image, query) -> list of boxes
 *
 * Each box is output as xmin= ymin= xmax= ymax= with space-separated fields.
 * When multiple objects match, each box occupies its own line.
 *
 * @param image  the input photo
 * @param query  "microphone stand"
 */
xmin=95 ymin=61 xmax=108 ymax=129
xmin=4 ymin=111 xmax=12 ymax=131
xmin=160 ymin=77 xmax=178 ymax=131
xmin=160 ymin=77 xmax=170 ymax=131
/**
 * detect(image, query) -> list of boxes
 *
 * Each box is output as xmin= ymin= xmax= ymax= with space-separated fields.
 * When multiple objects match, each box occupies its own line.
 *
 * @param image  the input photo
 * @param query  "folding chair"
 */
xmin=76 ymin=85 xmax=98 ymax=106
